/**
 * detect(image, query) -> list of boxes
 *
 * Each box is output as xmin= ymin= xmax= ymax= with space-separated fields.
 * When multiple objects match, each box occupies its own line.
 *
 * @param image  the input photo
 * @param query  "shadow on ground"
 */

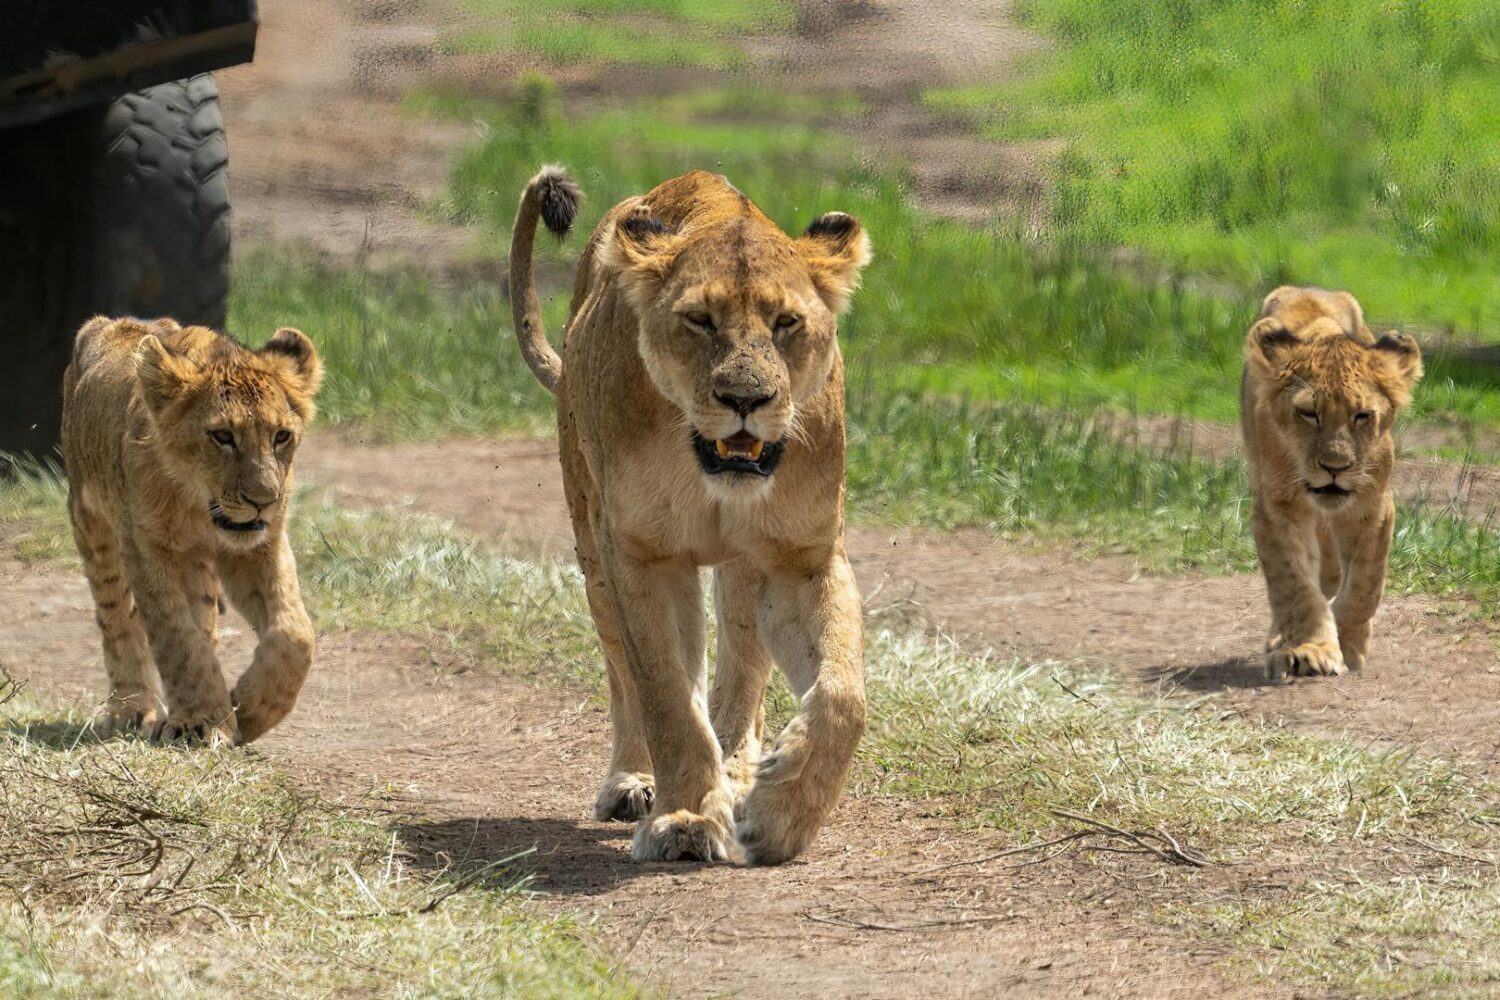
xmin=397 ymin=815 xmax=718 ymax=896
xmin=1149 ymin=657 xmax=1270 ymax=692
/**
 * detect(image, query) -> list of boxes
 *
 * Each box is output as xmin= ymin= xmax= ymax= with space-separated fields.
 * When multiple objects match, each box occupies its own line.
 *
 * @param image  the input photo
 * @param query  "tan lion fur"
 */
xmin=511 ymin=167 xmax=871 ymax=864
xmin=61 ymin=316 xmax=322 ymax=743
xmin=1240 ymin=287 xmax=1422 ymax=680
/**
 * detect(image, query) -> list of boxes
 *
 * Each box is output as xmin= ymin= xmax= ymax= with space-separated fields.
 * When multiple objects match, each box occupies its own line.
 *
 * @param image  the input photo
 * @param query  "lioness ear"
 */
xmin=1244 ymin=317 xmax=1299 ymax=375
xmin=798 ymin=212 xmax=871 ymax=315
xmin=133 ymin=334 xmax=197 ymax=410
xmin=261 ymin=327 xmax=323 ymax=398
xmin=1372 ymin=330 xmax=1423 ymax=405
xmin=603 ymin=207 xmax=684 ymax=307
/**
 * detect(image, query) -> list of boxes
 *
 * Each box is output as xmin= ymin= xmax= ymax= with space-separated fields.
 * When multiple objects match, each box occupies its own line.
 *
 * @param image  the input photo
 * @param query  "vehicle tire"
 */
xmin=0 ymin=74 xmax=231 ymax=461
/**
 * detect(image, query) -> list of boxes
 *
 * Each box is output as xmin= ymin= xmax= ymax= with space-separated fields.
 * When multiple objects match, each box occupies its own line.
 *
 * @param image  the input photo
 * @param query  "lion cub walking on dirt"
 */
xmin=1240 ymin=287 xmax=1422 ymax=680
xmin=510 ymin=166 xmax=872 ymax=865
xmin=62 ymin=317 xmax=322 ymax=744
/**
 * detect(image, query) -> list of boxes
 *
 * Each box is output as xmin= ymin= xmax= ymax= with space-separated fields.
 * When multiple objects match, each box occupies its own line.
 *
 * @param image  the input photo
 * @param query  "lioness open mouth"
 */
xmin=693 ymin=430 xmax=784 ymax=477
xmin=1306 ymin=483 xmax=1352 ymax=498
xmin=210 ymin=504 xmax=267 ymax=532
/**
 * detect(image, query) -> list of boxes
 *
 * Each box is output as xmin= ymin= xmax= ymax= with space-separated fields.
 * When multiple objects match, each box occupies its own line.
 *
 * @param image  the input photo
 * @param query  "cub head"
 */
xmin=1245 ymin=288 xmax=1421 ymax=507
xmin=134 ymin=325 xmax=322 ymax=545
xmin=603 ymin=201 xmax=870 ymax=497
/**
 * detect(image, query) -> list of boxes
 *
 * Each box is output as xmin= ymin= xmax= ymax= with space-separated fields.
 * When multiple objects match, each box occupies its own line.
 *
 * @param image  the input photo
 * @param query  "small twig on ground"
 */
xmin=803 ymin=909 xmax=1017 ymax=932
xmin=1406 ymin=837 xmax=1497 ymax=867
xmin=1052 ymin=676 xmax=1103 ymax=710
xmin=1050 ymin=808 xmax=1209 ymax=868
xmin=911 ymin=831 xmax=1089 ymax=877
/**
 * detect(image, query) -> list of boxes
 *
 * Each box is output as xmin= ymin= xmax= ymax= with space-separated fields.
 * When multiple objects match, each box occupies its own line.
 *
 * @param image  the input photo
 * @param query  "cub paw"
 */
xmin=1265 ymin=641 xmax=1347 ymax=681
xmin=594 ymin=771 xmax=654 ymax=822
xmin=149 ymin=714 xmax=238 ymax=747
xmin=631 ymin=809 xmax=734 ymax=863
xmin=95 ymin=694 xmax=159 ymax=738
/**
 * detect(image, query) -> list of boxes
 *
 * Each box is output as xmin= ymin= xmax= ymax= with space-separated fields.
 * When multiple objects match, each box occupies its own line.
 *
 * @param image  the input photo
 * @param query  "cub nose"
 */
xmin=240 ymin=490 xmax=278 ymax=510
xmin=715 ymin=388 xmax=777 ymax=417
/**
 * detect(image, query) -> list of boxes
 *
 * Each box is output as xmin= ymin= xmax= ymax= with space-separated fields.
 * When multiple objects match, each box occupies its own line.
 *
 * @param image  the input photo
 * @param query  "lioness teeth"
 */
xmin=715 ymin=440 xmax=731 ymax=459
xmin=748 ymin=440 xmax=764 ymax=460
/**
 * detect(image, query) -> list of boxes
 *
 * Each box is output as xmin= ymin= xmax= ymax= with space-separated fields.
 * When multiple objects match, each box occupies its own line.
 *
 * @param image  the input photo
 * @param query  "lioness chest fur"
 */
xmin=1240 ymin=287 xmax=1422 ymax=680
xmin=511 ymin=168 xmax=872 ymax=864
xmin=61 ymin=316 xmax=322 ymax=744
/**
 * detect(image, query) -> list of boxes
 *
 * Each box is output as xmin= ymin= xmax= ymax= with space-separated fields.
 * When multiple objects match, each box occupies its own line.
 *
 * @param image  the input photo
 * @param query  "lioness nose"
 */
xmin=1320 ymin=460 xmax=1352 ymax=474
xmin=715 ymin=389 xmax=777 ymax=417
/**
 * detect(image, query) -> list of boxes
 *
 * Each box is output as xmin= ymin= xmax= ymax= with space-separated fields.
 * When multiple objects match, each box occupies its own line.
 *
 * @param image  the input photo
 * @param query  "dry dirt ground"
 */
xmin=7 ymin=431 xmax=1493 ymax=997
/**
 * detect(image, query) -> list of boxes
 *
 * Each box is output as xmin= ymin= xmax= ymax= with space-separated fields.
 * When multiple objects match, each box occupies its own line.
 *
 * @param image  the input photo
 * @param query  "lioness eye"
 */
xmin=1296 ymin=409 xmax=1318 ymax=424
xmin=274 ymin=430 xmax=293 ymax=446
xmin=775 ymin=314 xmax=800 ymax=330
xmin=685 ymin=312 xmax=713 ymax=330
xmin=210 ymin=429 xmax=235 ymax=447
xmin=1354 ymin=411 xmax=1373 ymax=425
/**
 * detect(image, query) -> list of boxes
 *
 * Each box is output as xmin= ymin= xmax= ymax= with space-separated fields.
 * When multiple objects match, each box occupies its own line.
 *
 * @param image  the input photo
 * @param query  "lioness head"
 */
xmin=1245 ymin=287 xmax=1421 ymax=507
xmin=134 ymin=325 xmax=322 ymax=544
xmin=604 ymin=199 xmax=870 ymax=493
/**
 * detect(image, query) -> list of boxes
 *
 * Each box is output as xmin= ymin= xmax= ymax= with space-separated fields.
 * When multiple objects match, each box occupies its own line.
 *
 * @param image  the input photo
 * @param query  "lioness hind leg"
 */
xmin=589 ymin=575 xmax=655 ymax=822
xmin=711 ymin=560 xmax=775 ymax=814
xmin=70 ymin=489 xmax=160 ymax=733
xmin=737 ymin=553 xmax=866 ymax=866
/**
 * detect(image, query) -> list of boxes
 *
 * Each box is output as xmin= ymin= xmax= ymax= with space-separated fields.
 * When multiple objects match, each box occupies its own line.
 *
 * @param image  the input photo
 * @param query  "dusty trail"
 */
xmin=300 ymin=433 xmax=1500 ymax=777
xmin=0 ymin=561 xmax=1254 ymax=999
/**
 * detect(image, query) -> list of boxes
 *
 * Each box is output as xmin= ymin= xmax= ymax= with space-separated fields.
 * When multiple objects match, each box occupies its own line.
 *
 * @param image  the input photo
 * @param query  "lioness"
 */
xmin=62 ymin=317 xmax=322 ymax=743
xmin=510 ymin=167 xmax=871 ymax=864
xmin=1240 ymin=287 xmax=1422 ymax=680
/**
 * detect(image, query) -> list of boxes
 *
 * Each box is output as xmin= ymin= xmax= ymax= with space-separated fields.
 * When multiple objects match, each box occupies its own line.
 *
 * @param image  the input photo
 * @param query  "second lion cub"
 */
xmin=1240 ymin=287 xmax=1422 ymax=680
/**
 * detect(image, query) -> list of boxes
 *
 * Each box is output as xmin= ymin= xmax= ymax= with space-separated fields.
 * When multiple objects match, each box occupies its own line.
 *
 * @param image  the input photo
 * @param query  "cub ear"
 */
xmin=1243 ymin=317 xmax=1300 ymax=375
xmin=133 ymin=334 xmax=198 ymax=410
xmin=602 ymin=205 xmax=684 ymax=307
xmin=261 ymin=327 xmax=323 ymax=397
xmin=798 ymin=212 xmax=872 ymax=315
xmin=1372 ymin=330 xmax=1423 ymax=404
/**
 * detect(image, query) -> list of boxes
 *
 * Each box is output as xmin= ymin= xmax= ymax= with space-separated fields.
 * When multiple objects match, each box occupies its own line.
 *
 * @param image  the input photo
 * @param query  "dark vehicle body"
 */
xmin=0 ymin=1 xmax=258 ymax=458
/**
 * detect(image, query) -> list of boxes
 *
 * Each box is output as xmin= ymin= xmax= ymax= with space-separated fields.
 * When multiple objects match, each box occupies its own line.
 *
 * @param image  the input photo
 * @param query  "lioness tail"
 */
xmin=509 ymin=165 xmax=581 ymax=393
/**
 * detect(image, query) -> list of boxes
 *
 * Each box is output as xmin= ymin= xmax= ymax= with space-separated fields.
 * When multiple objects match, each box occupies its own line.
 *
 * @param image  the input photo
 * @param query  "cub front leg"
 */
xmin=221 ymin=534 xmax=316 ymax=744
xmin=1252 ymin=503 xmax=1344 ymax=680
xmin=124 ymin=540 xmax=238 ymax=744
xmin=604 ymin=547 xmax=734 ymax=863
xmin=737 ymin=550 xmax=866 ymax=865
xmin=1331 ymin=496 xmax=1395 ymax=672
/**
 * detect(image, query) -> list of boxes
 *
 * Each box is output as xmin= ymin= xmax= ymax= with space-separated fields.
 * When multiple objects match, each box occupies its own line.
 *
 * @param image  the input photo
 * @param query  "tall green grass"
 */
xmin=929 ymin=0 xmax=1500 ymax=338
xmin=430 ymin=83 xmax=1500 ymax=428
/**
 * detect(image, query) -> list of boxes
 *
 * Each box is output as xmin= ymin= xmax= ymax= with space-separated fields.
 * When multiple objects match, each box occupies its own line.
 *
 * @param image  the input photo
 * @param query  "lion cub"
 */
xmin=1240 ymin=287 xmax=1422 ymax=680
xmin=62 ymin=317 xmax=322 ymax=743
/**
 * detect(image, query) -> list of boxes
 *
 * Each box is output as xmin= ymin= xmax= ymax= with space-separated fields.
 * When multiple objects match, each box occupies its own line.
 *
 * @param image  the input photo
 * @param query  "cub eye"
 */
xmin=684 ymin=311 xmax=714 ymax=331
xmin=274 ymin=429 xmax=293 ymax=446
xmin=1354 ymin=411 xmax=1373 ymax=425
xmin=209 ymin=429 xmax=235 ymax=447
xmin=1296 ymin=409 xmax=1319 ymax=426
xmin=774 ymin=313 xmax=801 ymax=331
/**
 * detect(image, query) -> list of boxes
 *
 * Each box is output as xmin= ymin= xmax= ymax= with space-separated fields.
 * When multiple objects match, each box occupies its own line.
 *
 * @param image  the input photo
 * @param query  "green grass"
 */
xmin=0 ymin=688 xmax=641 ymax=997
xmin=424 ymin=82 xmax=1500 ymax=432
xmin=442 ymin=0 xmax=793 ymax=68
xmin=928 ymin=0 xmax=1500 ymax=340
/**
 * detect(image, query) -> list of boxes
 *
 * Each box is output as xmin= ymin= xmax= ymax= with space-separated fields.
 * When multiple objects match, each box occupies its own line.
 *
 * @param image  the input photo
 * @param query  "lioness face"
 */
xmin=1246 ymin=308 xmax=1421 ymax=509
xmin=608 ymin=209 xmax=870 ymax=494
xmin=135 ymin=328 xmax=322 ymax=546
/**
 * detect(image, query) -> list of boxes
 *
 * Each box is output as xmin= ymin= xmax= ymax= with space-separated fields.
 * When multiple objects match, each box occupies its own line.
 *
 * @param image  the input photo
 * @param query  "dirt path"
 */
xmin=299 ymin=434 xmax=1500 ymax=777
xmin=0 ymin=562 xmax=1259 ymax=999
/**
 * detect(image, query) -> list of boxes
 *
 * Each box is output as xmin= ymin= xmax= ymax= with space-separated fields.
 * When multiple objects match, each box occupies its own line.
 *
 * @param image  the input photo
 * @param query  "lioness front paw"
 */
xmin=631 ymin=809 xmax=734 ymax=863
xmin=95 ymin=693 xmax=159 ymax=738
xmin=149 ymin=714 xmax=238 ymax=747
xmin=595 ymin=771 xmax=654 ymax=822
xmin=1265 ymin=641 xmax=1346 ymax=681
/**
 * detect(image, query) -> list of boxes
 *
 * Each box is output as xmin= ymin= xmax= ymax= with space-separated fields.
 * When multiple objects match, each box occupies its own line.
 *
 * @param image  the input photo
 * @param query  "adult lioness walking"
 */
xmin=62 ymin=316 xmax=322 ymax=744
xmin=510 ymin=167 xmax=871 ymax=864
xmin=1241 ymin=287 xmax=1422 ymax=680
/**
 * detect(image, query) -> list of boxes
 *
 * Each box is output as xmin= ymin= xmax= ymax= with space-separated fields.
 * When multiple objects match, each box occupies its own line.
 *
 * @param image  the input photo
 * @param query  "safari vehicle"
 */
xmin=0 ymin=1 xmax=258 ymax=458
